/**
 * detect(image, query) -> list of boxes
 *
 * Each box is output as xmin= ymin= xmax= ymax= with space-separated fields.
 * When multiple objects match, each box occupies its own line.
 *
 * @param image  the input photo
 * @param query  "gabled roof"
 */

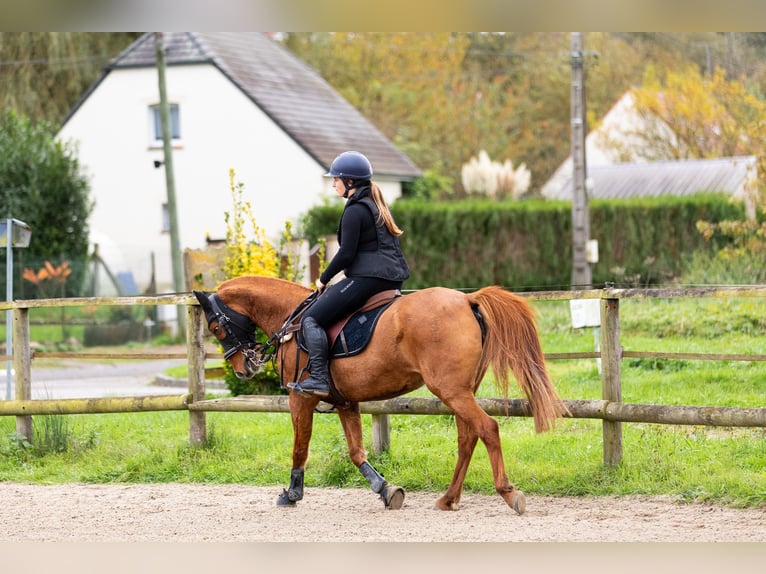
xmin=64 ymin=32 xmax=422 ymax=180
xmin=543 ymin=156 xmax=757 ymax=201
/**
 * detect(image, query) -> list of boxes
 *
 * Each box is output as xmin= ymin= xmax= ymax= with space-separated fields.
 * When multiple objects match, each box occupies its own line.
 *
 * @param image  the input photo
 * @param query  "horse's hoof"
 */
xmin=510 ymin=490 xmax=526 ymax=515
xmin=434 ymin=496 xmax=459 ymax=511
xmin=276 ymin=489 xmax=297 ymax=507
xmin=381 ymin=485 xmax=405 ymax=510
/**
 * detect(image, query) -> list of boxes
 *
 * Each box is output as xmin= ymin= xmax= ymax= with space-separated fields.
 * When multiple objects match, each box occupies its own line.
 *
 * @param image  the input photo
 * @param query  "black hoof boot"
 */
xmin=276 ymin=489 xmax=296 ymax=506
xmin=359 ymin=461 xmax=386 ymax=493
xmin=276 ymin=468 xmax=304 ymax=507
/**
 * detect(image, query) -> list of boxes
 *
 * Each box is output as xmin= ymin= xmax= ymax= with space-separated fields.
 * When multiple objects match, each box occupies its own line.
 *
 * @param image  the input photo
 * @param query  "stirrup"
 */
xmin=288 ymin=380 xmax=330 ymax=398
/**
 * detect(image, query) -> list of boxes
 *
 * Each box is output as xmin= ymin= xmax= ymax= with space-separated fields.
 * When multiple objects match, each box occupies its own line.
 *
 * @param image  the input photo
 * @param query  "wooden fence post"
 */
xmin=12 ymin=308 xmax=33 ymax=442
xmin=600 ymin=296 xmax=623 ymax=465
xmin=187 ymin=303 xmax=207 ymax=446
xmin=371 ymin=414 xmax=390 ymax=454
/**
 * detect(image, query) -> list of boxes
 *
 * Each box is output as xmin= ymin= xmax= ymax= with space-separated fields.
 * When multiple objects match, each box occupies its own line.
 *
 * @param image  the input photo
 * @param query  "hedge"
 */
xmin=302 ymin=193 xmax=744 ymax=290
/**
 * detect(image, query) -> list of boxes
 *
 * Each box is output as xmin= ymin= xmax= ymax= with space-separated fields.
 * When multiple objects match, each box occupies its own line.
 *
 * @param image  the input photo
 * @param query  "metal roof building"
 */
xmin=543 ymin=155 xmax=757 ymax=201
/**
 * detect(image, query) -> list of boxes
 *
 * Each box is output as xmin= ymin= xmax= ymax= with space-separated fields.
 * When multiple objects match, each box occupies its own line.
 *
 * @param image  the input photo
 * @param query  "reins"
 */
xmin=209 ymin=288 xmax=345 ymax=404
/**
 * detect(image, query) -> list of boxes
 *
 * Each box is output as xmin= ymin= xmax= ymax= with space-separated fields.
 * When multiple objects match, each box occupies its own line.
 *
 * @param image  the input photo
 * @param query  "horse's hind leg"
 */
xmin=434 ymin=416 xmax=478 ymax=511
xmin=441 ymin=396 xmax=526 ymax=515
xmin=337 ymin=404 xmax=405 ymax=510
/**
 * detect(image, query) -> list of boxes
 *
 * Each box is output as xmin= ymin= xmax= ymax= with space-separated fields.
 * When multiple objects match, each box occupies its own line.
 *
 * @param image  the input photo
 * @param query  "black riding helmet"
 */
xmin=325 ymin=151 xmax=373 ymax=197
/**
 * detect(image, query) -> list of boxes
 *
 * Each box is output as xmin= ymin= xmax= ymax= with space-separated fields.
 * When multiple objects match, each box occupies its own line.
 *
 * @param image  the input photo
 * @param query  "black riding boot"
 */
xmin=288 ymin=316 xmax=331 ymax=398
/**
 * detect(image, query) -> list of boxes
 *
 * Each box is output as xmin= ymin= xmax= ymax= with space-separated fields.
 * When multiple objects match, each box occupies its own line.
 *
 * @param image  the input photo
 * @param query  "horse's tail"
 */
xmin=468 ymin=286 xmax=569 ymax=433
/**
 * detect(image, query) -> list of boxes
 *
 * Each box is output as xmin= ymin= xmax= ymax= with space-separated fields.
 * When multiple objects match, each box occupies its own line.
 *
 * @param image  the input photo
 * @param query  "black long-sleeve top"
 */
xmin=319 ymin=186 xmax=378 ymax=285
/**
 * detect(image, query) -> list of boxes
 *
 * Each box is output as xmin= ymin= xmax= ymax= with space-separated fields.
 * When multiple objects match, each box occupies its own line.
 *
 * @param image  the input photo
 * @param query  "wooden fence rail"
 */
xmin=186 ymin=395 xmax=766 ymax=427
xmin=3 ymin=286 xmax=766 ymax=466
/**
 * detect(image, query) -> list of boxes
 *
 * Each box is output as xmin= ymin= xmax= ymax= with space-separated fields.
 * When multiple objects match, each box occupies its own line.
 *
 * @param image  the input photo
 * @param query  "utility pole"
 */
xmin=154 ymin=32 xmax=186 ymax=337
xmin=570 ymin=32 xmax=592 ymax=289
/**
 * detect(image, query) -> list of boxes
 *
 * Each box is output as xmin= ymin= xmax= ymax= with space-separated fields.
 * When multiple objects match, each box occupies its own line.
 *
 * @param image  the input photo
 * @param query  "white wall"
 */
xmin=59 ymin=64 xmax=390 ymax=293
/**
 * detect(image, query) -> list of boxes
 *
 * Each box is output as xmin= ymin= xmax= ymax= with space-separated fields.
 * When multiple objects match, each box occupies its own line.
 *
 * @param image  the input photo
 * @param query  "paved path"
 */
xmin=2 ymin=357 xmax=227 ymax=400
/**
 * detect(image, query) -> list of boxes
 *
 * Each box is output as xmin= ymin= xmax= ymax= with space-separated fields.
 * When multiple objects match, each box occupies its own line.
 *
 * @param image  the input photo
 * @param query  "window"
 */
xmin=150 ymin=104 xmax=180 ymax=143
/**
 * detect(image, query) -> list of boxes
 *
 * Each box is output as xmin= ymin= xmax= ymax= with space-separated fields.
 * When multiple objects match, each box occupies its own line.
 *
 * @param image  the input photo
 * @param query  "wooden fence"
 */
xmin=2 ymin=286 xmax=766 ymax=466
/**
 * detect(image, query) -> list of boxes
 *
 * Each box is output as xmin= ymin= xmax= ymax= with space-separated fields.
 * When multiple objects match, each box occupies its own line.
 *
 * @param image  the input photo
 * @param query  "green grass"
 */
xmin=1 ymin=295 xmax=765 ymax=508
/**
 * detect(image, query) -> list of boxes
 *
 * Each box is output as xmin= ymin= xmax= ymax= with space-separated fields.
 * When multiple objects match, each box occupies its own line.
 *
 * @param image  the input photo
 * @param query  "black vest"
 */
xmin=345 ymin=196 xmax=410 ymax=282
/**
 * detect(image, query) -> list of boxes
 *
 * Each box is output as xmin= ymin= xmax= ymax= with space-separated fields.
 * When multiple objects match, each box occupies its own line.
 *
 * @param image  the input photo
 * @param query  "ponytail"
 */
xmin=370 ymin=182 xmax=403 ymax=236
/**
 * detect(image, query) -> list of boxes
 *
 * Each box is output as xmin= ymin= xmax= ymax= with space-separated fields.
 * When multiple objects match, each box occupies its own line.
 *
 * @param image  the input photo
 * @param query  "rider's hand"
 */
xmin=315 ymin=278 xmax=325 ymax=293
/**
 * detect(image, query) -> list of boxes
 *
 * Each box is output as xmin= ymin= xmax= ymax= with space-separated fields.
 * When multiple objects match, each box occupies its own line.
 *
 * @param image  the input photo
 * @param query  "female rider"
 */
xmin=288 ymin=151 xmax=410 ymax=398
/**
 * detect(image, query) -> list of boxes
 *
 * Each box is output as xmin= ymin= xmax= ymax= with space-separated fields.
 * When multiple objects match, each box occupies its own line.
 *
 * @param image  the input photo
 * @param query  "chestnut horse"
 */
xmin=194 ymin=275 xmax=568 ymax=514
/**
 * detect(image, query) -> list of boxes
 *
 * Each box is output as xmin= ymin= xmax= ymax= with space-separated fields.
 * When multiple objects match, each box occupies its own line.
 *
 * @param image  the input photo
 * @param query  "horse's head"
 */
xmin=193 ymin=289 xmax=262 ymax=379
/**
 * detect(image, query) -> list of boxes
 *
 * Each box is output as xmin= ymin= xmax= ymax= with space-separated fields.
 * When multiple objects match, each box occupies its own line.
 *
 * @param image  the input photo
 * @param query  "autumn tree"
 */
xmin=606 ymin=64 xmax=766 ymax=283
xmin=6 ymin=32 xmax=765 ymax=200
xmin=287 ymin=33 xmax=476 ymax=193
xmin=285 ymin=32 xmax=660 ymax=197
xmin=0 ymin=32 xmax=140 ymax=126
xmin=604 ymin=65 xmax=766 ymax=201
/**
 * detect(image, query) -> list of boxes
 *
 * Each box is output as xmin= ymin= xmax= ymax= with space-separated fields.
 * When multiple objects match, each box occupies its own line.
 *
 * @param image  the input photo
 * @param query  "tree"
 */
xmin=0 ymin=32 xmax=140 ymax=126
xmin=611 ymin=65 xmax=766 ymax=281
xmin=606 ymin=66 xmax=766 ymax=200
xmin=288 ymin=33 xmax=476 ymax=193
xmin=0 ymin=110 xmax=92 ymax=297
xmin=285 ymin=32 xmax=650 ymax=196
xmin=6 ymin=33 xmax=765 ymax=201
xmin=218 ymin=169 xmax=300 ymax=396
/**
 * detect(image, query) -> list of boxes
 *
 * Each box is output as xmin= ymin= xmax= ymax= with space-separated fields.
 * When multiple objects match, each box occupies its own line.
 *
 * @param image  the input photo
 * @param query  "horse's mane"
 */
xmin=219 ymin=275 xmax=309 ymax=297
xmin=217 ymin=275 xmax=311 ymax=318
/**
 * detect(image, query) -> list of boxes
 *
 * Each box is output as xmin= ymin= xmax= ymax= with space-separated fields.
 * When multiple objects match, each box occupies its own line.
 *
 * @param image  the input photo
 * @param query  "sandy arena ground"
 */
xmin=1 ymin=482 xmax=764 ymax=542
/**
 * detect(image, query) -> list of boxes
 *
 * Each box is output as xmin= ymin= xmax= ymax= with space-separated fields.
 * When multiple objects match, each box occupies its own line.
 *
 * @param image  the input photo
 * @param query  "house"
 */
xmin=57 ymin=32 xmax=422 ymax=298
xmin=540 ymin=91 xmax=758 ymax=216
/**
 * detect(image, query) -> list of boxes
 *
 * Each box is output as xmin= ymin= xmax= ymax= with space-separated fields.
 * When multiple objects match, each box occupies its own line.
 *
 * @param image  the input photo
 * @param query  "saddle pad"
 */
xmin=329 ymin=304 xmax=391 ymax=358
xmin=298 ymin=300 xmax=396 ymax=359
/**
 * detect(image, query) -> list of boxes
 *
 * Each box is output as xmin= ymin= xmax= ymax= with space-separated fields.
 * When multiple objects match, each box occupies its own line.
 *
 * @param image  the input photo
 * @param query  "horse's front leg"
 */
xmin=337 ymin=403 xmax=405 ymax=510
xmin=277 ymin=393 xmax=321 ymax=507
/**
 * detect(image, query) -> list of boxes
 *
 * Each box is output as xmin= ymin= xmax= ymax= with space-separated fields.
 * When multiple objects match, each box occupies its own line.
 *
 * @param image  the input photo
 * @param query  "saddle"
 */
xmin=295 ymin=289 xmax=401 ymax=359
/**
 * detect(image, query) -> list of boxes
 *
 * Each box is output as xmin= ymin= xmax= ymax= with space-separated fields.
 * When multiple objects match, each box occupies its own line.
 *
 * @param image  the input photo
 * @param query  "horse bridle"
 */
xmin=206 ymin=293 xmax=277 ymax=370
xmin=201 ymin=289 xmax=319 ymax=380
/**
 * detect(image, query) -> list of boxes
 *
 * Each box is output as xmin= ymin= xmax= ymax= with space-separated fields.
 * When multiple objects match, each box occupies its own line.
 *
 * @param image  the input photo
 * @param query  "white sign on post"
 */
xmin=570 ymin=298 xmax=602 ymax=373
xmin=569 ymin=299 xmax=601 ymax=328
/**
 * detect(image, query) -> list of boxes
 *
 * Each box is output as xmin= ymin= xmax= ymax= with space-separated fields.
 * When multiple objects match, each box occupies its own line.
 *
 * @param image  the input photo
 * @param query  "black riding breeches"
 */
xmin=303 ymin=275 xmax=402 ymax=329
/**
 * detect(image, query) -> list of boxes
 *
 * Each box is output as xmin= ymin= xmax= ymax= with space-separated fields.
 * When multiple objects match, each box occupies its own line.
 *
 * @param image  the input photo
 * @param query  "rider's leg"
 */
xmin=287 ymin=276 xmax=401 ymax=398
xmin=289 ymin=316 xmax=331 ymax=398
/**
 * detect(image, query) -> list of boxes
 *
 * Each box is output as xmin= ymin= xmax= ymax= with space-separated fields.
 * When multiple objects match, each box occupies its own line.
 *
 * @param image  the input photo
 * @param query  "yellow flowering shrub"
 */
xmin=223 ymin=168 xmax=280 ymax=280
xmin=220 ymin=168 xmax=299 ymax=394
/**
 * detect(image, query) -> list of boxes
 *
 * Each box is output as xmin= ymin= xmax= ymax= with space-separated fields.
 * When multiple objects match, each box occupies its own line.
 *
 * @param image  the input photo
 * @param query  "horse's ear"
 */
xmin=193 ymin=290 xmax=213 ymax=313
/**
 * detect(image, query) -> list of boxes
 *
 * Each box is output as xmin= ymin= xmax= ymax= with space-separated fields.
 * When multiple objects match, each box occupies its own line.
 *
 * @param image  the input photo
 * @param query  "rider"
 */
xmin=288 ymin=151 xmax=410 ymax=398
